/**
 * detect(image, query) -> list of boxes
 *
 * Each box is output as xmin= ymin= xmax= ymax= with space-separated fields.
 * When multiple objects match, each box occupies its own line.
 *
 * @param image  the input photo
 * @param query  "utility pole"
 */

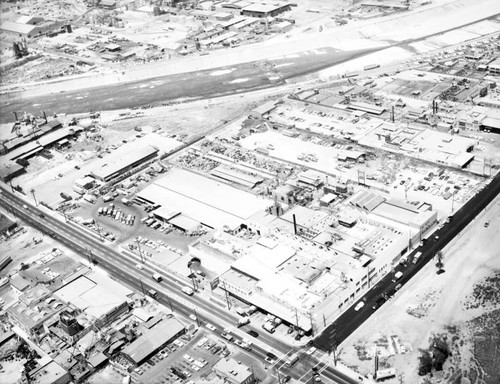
xmin=166 ymin=295 xmax=174 ymax=312
xmin=86 ymin=249 xmax=93 ymax=265
xmin=404 ymin=182 xmax=411 ymax=200
xmin=136 ymin=238 xmax=145 ymax=263
xmin=222 ymin=281 xmax=231 ymax=310
xmin=95 ymin=220 xmax=104 ymax=241
xmin=193 ymin=308 xmax=200 ymax=327
xmin=451 ymin=190 xmax=456 ymax=213
xmin=330 ymin=328 xmax=338 ymax=366
xmin=187 ymin=260 xmax=199 ymax=292
xmin=30 ymin=188 xmax=38 ymax=206
xmin=139 ymin=277 xmax=145 ymax=296
xmin=309 ymin=312 xmax=314 ymax=337
xmin=62 ymin=209 xmax=69 ymax=223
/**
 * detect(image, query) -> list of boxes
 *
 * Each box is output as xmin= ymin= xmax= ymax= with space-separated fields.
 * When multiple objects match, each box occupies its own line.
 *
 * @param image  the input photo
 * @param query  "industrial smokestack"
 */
xmin=13 ymin=112 xmax=18 ymax=121
xmin=293 ymin=214 xmax=297 ymax=235
xmin=391 ymin=106 xmax=395 ymax=122
xmin=43 ymin=111 xmax=47 ymax=123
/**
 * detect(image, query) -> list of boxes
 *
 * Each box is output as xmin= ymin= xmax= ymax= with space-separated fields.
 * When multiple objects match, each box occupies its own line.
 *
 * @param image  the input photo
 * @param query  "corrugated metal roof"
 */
xmin=123 ymin=319 xmax=185 ymax=364
xmin=1 ymin=21 xmax=36 ymax=34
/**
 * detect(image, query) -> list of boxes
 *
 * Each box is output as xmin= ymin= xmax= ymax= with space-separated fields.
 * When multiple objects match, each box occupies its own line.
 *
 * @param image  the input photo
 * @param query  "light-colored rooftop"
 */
xmin=54 ymin=275 xmax=127 ymax=320
xmin=0 ymin=20 xmax=36 ymax=35
xmin=213 ymin=358 xmax=253 ymax=383
xmin=122 ymin=318 xmax=185 ymax=364
xmin=138 ymin=168 xmax=272 ymax=230
xmin=91 ymin=145 xmax=158 ymax=180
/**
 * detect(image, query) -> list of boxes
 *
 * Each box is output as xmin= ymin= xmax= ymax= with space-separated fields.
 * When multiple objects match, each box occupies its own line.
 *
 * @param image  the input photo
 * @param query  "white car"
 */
xmin=306 ymin=346 xmax=317 ymax=355
xmin=354 ymin=301 xmax=365 ymax=311
xmin=136 ymin=263 xmax=144 ymax=270
xmin=189 ymin=314 xmax=197 ymax=322
xmin=206 ymin=323 xmax=216 ymax=331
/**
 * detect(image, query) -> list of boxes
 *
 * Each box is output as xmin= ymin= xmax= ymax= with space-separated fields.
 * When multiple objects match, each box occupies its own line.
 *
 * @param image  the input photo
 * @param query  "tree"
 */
xmin=418 ymin=349 xmax=433 ymax=376
xmin=431 ymin=335 xmax=450 ymax=371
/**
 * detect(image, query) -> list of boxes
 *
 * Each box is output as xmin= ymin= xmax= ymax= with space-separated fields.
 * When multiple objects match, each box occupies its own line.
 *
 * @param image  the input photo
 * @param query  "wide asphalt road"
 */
xmin=0 ymin=47 xmax=374 ymax=123
xmin=314 ymin=171 xmax=500 ymax=352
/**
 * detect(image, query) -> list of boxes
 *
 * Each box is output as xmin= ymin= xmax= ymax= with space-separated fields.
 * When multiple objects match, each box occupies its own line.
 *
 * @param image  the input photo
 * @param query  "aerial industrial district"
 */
xmin=1 ymin=0 xmax=500 ymax=384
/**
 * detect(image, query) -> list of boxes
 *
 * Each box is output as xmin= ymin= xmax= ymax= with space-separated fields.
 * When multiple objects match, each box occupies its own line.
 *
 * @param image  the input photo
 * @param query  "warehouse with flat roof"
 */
xmin=122 ymin=318 xmax=185 ymax=365
xmin=137 ymin=168 xmax=272 ymax=230
xmin=91 ymin=145 xmax=158 ymax=182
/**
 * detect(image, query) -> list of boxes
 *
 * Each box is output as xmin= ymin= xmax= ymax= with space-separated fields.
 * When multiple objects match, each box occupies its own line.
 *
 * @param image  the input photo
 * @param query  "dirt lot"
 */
xmin=337 ymin=192 xmax=500 ymax=383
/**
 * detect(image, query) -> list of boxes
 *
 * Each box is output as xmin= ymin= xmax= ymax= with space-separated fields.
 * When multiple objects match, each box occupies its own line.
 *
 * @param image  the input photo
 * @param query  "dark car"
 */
xmin=246 ymin=330 xmax=259 ymax=338
xmin=280 ymin=375 xmax=291 ymax=383
xmin=372 ymin=297 xmax=386 ymax=310
xmin=266 ymin=352 xmax=277 ymax=363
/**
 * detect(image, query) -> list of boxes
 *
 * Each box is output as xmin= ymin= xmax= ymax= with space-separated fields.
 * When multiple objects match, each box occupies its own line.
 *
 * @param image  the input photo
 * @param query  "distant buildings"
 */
xmin=0 ymin=16 xmax=63 ymax=39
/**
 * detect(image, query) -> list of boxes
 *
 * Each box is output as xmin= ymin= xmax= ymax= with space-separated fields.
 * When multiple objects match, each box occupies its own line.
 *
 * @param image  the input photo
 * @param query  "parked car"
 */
xmin=354 ymin=301 xmax=365 ymax=311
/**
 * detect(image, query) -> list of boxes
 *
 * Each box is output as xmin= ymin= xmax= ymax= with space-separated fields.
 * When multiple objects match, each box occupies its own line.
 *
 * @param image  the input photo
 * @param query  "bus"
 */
xmin=285 ymin=353 xmax=299 ymax=367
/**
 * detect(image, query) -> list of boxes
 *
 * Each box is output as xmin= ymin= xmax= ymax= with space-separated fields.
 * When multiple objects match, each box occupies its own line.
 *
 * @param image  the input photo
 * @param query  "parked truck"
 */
xmin=285 ymin=353 xmax=299 ymax=367
xmin=152 ymin=273 xmax=162 ymax=282
xmin=181 ymin=286 xmax=194 ymax=296
xmin=412 ymin=251 xmax=422 ymax=264
xmin=237 ymin=317 xmax=250 ymax=328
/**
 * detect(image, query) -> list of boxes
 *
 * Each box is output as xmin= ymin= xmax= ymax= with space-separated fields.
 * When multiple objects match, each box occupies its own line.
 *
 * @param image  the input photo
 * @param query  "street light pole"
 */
xmin=136 ymin=238 xmax=145 ymax=263
xmin=194 ymin=308 xmax=200 ymax=327
xmin=451 ymin=190 xmax=456 ymax=213
xmin=139 ymin=277 xmax=145 ymax=296
xmin=30 ymin=188 xmax=38 ymax=206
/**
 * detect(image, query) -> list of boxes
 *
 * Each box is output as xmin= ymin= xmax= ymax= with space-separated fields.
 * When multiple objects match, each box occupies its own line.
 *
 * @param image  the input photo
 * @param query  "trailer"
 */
xmin=364 ymin=63 xmax=380 ymax=71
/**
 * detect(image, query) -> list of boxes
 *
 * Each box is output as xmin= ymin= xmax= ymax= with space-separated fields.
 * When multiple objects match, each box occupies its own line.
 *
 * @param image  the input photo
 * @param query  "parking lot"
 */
xmin=130 ymin=330 xmax=230 ymax=384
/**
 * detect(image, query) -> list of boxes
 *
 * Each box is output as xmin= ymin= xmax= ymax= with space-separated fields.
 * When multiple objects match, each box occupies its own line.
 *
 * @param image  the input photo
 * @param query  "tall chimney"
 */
xmin=293 ymin=214 xmax=297 ymax=235
xmin=43 ymin=111 xmax=47 ymax=123
xmin=13 ymin=112 xmax=18 ymax=121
